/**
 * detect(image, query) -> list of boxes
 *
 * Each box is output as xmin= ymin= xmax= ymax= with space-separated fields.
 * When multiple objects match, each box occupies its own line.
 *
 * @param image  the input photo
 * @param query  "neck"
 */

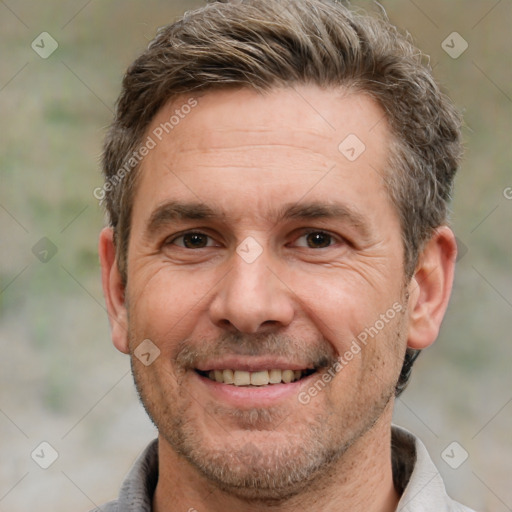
xmin=153 ymin=405 xmax=399 ymax=512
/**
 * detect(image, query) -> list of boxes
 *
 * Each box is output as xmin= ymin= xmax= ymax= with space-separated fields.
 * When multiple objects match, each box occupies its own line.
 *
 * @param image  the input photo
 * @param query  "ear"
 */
xmin=99 ymin=227 xmax=130 ymax=354
xmin=406 ymin=226 xmax=457 ymax=350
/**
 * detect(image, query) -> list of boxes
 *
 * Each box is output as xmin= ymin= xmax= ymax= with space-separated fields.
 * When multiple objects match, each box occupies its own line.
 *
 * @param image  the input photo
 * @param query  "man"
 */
xmin=96 ymin=0 xmax=476 ymax=510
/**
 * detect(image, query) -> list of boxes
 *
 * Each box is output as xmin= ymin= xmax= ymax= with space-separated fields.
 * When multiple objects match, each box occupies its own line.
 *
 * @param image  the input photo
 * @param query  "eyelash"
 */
xmin=166 ymin=230 xmax=343 ymax=249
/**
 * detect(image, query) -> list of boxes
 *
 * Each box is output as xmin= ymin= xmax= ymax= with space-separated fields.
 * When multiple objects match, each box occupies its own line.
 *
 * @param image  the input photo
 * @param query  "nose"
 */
xmin=208 ymin=250 xmax=295 ymax=334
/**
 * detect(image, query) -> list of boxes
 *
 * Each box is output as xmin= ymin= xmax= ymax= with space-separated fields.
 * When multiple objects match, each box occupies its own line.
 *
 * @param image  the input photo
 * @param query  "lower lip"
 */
xmin=194 ymin=371 xmax=317 ymax=408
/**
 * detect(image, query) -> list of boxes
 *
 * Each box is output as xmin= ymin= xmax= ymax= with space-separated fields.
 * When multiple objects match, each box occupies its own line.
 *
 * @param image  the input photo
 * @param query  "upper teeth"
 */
xmin=207 ymin=369 xmax=303 ymax=386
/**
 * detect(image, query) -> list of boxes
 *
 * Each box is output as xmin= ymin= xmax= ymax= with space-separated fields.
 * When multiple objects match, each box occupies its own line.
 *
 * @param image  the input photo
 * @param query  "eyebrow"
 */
xmin=144 ymin=200 xmax=371 ymax=239
xmin=145 ymin=201 xmax=221 ymax=238
xmin=276 ymin=202 xmax=371 ymax=238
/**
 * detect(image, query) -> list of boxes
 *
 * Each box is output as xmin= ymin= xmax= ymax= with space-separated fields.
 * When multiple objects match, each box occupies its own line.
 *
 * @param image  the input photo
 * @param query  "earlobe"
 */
xmin=406 ymin=226 xmax=457 ymax=350
xmin=98 ymin=227 xmax=130 ymax=354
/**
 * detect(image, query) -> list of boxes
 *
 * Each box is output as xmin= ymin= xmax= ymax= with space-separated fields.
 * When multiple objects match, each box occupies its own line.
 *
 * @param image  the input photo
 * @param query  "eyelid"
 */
xmin=290 ymin=229 xmax=343 ymax=248
xmin=163 ymin=228 xmax=346 ymax=249
xmin=165 ymin=230 xmax=220 ymax=248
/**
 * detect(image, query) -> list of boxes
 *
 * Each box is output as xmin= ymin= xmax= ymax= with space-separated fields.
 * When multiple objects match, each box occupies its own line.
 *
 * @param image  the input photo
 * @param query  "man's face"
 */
xmin=124 ymin=86 xmax=410 ymax=499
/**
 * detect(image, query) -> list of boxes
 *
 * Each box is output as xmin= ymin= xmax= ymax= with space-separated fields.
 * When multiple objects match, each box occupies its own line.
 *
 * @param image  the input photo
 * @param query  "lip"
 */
xmin=194 ymin=356 xmax=314 ymax=373
xmin=193 ymin=369 xmax=319 ymax=408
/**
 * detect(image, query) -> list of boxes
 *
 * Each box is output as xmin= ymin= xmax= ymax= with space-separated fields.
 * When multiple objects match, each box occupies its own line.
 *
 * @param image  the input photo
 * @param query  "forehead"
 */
xmin=155 ymin=86 xmax=388 ymax=163
xmin=131 ymin=85 xmax=397 ymax=231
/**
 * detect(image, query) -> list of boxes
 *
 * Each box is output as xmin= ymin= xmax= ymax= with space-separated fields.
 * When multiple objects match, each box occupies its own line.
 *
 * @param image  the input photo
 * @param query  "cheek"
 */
xmin=293 ymin=269 xmax=406 ymax=383
xmin=126 ymin=266 xmax=216 ymax=351
xmin=292 ymin=270 xmax=390 ymax=347
xmin=325 ymin=312 xmax=407 ymax=406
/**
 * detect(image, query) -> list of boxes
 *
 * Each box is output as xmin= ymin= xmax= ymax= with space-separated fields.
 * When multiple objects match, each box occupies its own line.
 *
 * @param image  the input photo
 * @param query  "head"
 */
xmin=99 ymin=0 xmax=462 ymax=502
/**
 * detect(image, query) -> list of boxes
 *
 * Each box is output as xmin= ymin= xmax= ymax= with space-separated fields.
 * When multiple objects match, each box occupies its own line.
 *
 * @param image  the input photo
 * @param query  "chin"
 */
xmin=177 ymin=435 xmax=341 ymax=504
xmin=159 ymin=412 xmax=349 ymax=503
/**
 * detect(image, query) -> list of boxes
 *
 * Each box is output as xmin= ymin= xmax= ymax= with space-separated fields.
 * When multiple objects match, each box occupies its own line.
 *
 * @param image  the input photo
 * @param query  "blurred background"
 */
xmin=1 ymin=0 xmax=511 ymax=510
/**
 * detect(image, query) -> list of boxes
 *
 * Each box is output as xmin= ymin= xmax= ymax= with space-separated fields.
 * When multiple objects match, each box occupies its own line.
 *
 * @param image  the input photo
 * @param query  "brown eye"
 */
xmin=304 ymin=231 xmax=333 ymax=248
xmin=171 ymin=232 xmax=212 ymax=248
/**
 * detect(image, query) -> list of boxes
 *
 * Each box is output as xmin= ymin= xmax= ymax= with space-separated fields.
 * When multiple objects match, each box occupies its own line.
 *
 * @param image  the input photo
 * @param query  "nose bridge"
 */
xmin=209 ymin=243 xmax=294 ymax=333
xmin=231 ymin=250 xmax=272 ymax=300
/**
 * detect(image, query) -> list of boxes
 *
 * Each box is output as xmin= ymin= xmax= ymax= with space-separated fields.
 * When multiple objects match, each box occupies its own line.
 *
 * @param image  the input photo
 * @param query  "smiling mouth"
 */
xmin=195 ymin=368 xmax=317 ymax=386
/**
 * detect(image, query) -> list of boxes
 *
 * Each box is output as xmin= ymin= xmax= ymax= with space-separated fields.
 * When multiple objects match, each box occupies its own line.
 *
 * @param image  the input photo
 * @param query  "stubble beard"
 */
xmin=128 ymin=291 xmax=408 ymax=504
xmin=131 ymin=357 xmax=398 ymax=504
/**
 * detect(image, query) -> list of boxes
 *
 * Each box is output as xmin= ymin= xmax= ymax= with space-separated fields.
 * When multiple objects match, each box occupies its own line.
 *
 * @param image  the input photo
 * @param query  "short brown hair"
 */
xmin=102 ymin=0 xmax=463 ymax=395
